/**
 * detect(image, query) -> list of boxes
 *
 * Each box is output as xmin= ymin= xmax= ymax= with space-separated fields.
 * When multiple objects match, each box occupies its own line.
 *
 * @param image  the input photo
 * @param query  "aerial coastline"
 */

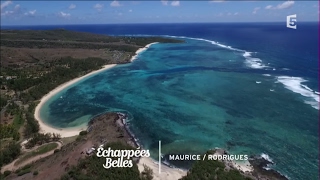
xmin=1 ymin=24 xmax=316 ymax=179
xmin=23 ymin=38 xmax=192 ymax=179
xmin=34 ymin=64 xmax=117 ymax=137
xmin=130 ymin=42 xmax=158 ymax=62
xmin=34 ymin=42 xmax=158 ymax=138
xmin=138 ymin=157 xmax=187 ymax=180
xmin=0 ymin=1 xmax=317 ymax=179
xmin=31 ymin=41 xmax=193 ymax=179
xmin=32 ymin=40 xmax=258 ymax=179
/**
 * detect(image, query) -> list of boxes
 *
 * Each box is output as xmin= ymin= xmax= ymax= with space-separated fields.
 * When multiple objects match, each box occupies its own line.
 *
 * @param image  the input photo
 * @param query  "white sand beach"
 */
xmin=34 ymin=42 xmax=159 ymax=138
xmin=34 ymin=64 xmax=117 ymax=138
xmin=137 ymin=154 xmax=253 ymax=180
xmin=130 ymin=42 xmax=158 ymax=62
xmin=138 ymin=157 xmax=187 ymax=180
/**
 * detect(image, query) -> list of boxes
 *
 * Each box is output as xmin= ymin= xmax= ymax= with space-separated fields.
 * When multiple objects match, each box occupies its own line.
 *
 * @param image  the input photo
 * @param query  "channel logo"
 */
xmin=286 ymin=14 xmax=297 ymax=29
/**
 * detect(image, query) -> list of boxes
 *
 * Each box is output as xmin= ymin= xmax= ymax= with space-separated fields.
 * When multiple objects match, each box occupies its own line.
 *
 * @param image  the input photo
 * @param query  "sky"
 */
xmin=0 ymin=1 xmax=319 ymax=25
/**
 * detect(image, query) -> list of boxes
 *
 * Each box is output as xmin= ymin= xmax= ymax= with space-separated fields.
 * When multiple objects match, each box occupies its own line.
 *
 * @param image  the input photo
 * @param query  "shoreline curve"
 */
xmin=34 ymin=64 xmax=117 ymax=138
xmin=34 ymin=42 xmax=158 ymax=138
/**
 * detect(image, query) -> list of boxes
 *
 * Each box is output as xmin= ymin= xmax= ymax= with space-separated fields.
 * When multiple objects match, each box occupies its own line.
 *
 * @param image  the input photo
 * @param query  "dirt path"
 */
xmin=1 ymin=142 xmax=62 ymax=173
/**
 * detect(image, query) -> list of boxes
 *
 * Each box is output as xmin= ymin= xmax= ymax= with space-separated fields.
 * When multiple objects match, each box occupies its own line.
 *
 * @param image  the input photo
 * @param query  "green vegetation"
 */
xmin=180 ymin=152 xmax=252 ymax=180
xmin=23 ymin=103 xmax=40 ymax=138
xmin=60 ymin=142 xmax=142 ymax=180
xmin=13 ymin=112 xmax=24 ymax=129
xmin=79 ymin=130 xmax=88 ymax=136
xmin=4 ymin=102 xmax=20 ymax=117
xmin=0 ymin=96 xmax=7 ymax=109
xmin=1 ymin=29 xmax=121 ymax=42
xmin=3 ymin=170 xmax=11 ymax=177
xmin=0 ymin=29 xmax=184 ymax=171
xmin=1 ymin=40 xmax=140 ymax=51
xmin=24 ymin=112 xmax=39 ymax=137
xmin=1 ymin=29 xmax=183 ymax=105
xmin=1 ymin=101 xmax=35 ymax=143
xmin=0 ymin=103 xmax=23 ymax=140
xmin=0 ymin=124 xmax=20 ymax=140
xmin=0 ymin=29 xmax=183 ymax=46
xmin=126 ymin=36 xmax=184 ymax=46
xmin=18 ymin=57 xmax=114 ymax=103
xmin=140 ymin=164 xmax=154 ymax=180
xmin=15 ymin=142 xmax=58 ymax=165
xmin=0 ymin=142 xmax=21 ymax=167
xmin=15 ymin=164 xmax=32 ymax=176
xmin=17 ymin=169 xmax=31 ymax=176
xmin=25 ymin=132 xmax=61 ymax=149
xmin=0 ymin=29 xmax=183 ymax=106
xmin=1 ymin=29 xmax=183 ymax=53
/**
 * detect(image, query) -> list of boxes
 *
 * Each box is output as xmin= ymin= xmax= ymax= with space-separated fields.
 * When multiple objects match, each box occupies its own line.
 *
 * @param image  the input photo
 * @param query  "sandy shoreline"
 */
xmin=34 ymin=64 xmax=117 ymax=138
xmin=137 ymin=157 xmax=187 ymax=180
xmin=136 ymin=150 xmax=254 ymax=180
xmin=130 ymin=42 xmax=158 ymax=62
xmin=34 ymin=42 xmax=158 ymax=138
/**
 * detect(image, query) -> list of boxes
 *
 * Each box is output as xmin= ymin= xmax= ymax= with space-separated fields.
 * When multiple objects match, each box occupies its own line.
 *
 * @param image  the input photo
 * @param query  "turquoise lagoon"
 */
xmin=39 ymin=38 xmax=318 ymax=180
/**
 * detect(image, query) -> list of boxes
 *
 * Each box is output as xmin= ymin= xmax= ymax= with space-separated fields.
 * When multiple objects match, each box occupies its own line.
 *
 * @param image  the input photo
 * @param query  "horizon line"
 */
xmin=1 ymin=21 xmax=318 ymax=27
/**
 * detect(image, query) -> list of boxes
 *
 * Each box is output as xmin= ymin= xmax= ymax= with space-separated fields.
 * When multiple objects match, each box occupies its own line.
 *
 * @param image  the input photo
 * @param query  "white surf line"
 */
xmin=159 ymin=140 xmax=161 ymax=174
xmin=163 ymin=35 xmax=270 ymax=69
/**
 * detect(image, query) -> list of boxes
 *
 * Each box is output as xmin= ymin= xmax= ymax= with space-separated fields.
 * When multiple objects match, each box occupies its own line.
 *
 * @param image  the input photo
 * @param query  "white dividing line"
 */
xmin=202 ymin=154 xmax=206 ymax=161
xmin=159 ymin=140 xmax=161 ymax=174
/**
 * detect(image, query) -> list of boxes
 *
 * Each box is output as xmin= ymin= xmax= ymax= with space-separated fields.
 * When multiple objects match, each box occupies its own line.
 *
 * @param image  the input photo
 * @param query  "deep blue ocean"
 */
xmin=4 ymin=23 xmax=319 ymax=179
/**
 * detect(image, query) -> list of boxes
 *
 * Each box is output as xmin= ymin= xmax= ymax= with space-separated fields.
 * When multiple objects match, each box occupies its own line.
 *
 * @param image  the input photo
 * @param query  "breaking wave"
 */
xmin=260 ymin=153 xmax=274 ymax=163
xmin=276 ymin=76 xmax=319 ymax=110
xmin=163 ymin=35 xmax=269 ymax=69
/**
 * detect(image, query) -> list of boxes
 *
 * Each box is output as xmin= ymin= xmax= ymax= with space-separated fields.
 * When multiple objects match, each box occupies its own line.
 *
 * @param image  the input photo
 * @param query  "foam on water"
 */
xmin=242 ymin=52 xmax=269 ymax=69
xmin=164 ymin=35 xmax=319 ymax=110
xmin=164 ymin=35 xmax=269 ymax=69
xmin=260 ymin=153 xmax=274 ymax=163
xmin=260 ymin=154 xmax=292 ymax=180
xmin=164 ymin=35 xmax=242 ymax=52
xmin=263 ymin=167 xmax=272 ymax=170
xmin=276 ymin=76 xmax=319 ymax=109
